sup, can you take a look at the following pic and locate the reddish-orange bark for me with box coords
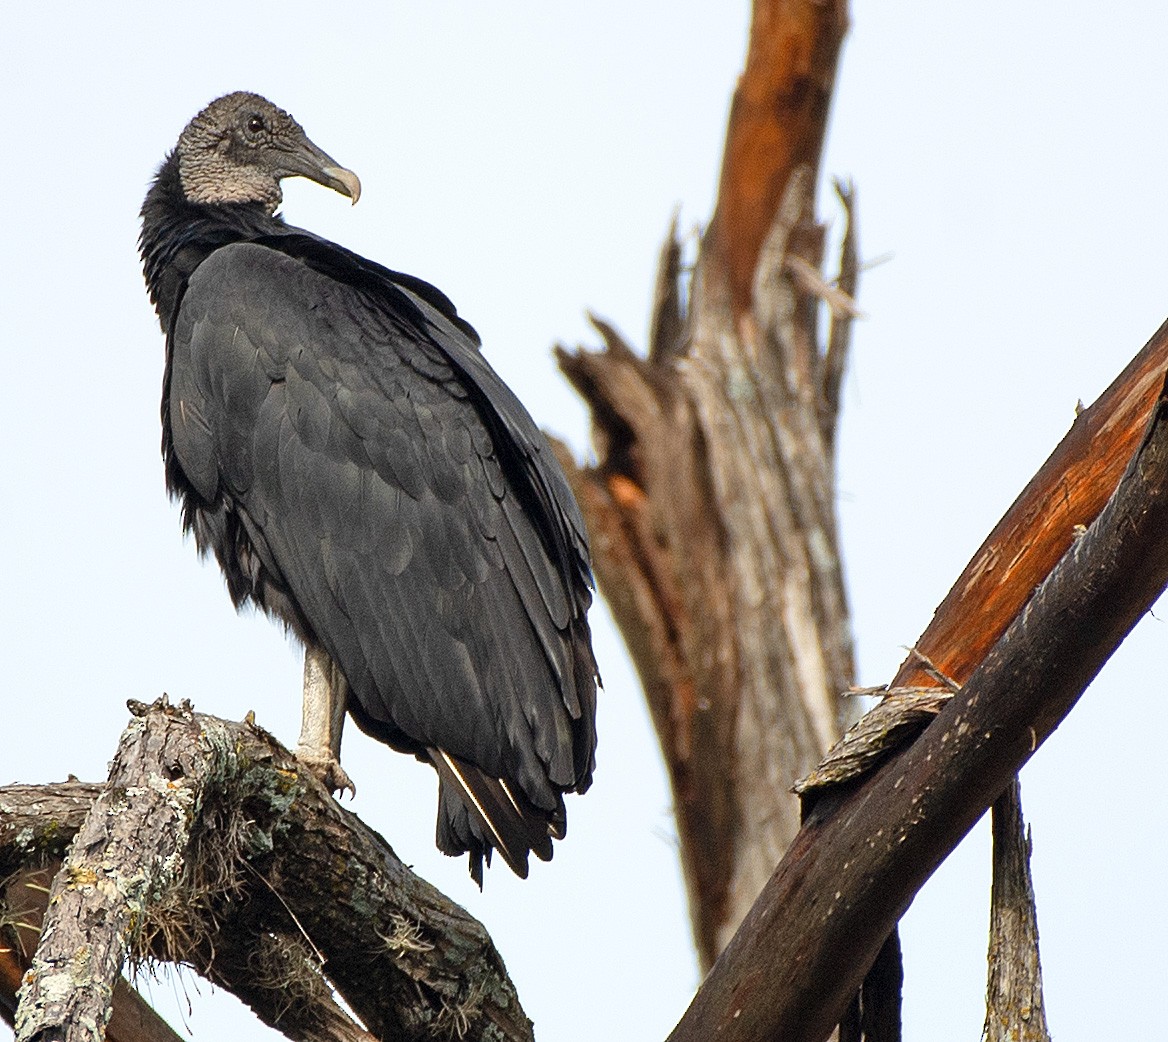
[706,0,848,319]
[893,321,1168,689]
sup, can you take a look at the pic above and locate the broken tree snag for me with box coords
[707,0,850,321]
[891,318,1168,691]
[983,779,1050,1042]
[556,317,742,969]
[556,0,855,969]
[666,372,1168,1042]
[5,701,534,1042]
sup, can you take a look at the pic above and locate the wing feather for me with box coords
[172,239,596,873]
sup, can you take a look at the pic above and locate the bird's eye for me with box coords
[246,115,266,135]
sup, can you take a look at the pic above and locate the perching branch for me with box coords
[1,700,532,1042]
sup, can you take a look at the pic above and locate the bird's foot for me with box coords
[296,745,357,797]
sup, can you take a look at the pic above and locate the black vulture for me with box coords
[139,92,598,883]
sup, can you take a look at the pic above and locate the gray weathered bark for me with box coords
[556,0,855,964]
[982,779,1051,1042]
[1,699,532,1042]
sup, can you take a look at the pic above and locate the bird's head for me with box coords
[176,92,360,214]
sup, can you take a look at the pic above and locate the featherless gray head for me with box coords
[176,91,360,214]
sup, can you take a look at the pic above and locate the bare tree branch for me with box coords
[14,701,239,1042]
[821,177,860,450]
[796,320,1168,802]
[889,320,1168,691]
[667,370,1168,1042]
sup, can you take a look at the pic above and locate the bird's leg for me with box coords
[297,644,356,795]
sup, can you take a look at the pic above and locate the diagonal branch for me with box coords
[890,320,1168,691]
[15,704,209,1042]
[2,867,187,1042]
[668,369,1168,1042]
[798,320,1168,798]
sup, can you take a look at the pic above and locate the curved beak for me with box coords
[278,135,362,205]
[318,164,361,205]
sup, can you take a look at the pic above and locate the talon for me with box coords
[297,747,357,797]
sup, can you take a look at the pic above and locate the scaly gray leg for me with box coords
[296,644,356,795]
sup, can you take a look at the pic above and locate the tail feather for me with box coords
[428,747,562,885]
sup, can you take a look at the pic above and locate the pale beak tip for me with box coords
[323,165,361,206]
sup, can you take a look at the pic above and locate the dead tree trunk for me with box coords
[556,0,854,967]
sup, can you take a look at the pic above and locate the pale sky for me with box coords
[2,3,1165,1040]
